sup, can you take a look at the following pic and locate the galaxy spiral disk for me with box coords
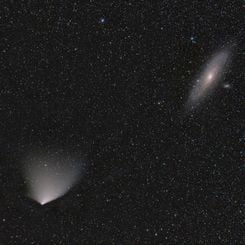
[186,47,232,110]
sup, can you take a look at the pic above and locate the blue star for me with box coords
[99,17,106,24]
[190,36,197,44]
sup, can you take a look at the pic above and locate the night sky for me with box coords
[0,1,244,244]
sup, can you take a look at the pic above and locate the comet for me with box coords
[23,150,83,205]
[186,47,232,111]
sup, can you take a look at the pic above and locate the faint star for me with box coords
[99,17,106,24]
[190,36,197,44]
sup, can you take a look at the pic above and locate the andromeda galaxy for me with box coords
[186,47,232,110]
[23,151,83,205]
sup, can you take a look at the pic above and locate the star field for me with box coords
[0,0,244,244]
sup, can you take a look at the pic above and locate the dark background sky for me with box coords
[0,0,244,244]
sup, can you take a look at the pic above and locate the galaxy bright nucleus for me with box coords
[186,47,232,110]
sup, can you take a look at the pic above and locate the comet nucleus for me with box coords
[23,150,83,205]
[186,47,232,110]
